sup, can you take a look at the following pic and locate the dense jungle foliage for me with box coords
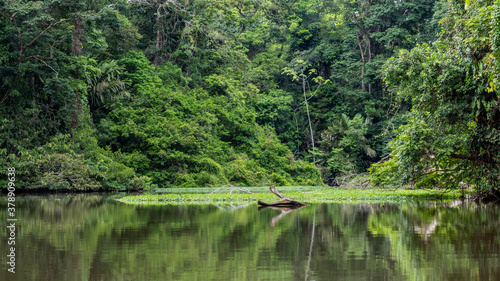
[0,0,498,193]
[370,0,500,197]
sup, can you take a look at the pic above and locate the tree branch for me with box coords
[33,57,59,77]
[269,185,285,199]
[23,19,67,50]
[374,154,391,165]
[235,3,256,18]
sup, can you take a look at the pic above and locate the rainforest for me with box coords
[1,0,499,197]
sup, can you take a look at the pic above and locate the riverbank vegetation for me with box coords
[369,0,500,198]
[118,187,467,205]
[0,0,498,196]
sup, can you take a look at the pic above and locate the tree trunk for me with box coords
[72,18,83,56]
[71,17,84,128]
[154,5,162,66]
[303,76,316,163]
[356,32,365,90]
[365,32,372,93]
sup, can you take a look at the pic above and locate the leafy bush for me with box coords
[2,130,155,191]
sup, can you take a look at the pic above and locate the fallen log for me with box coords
[257,185,307,207]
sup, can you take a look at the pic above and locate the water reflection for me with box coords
[258,204,308,227]
[0,196,499,281]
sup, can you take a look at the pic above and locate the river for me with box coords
[0,195,499,280]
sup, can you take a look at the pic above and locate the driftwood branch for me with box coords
[257,185,307,207]
[211,184,252,194]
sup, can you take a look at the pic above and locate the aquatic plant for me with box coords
[118,188,468,206]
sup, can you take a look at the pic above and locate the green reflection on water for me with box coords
[0,196,499,281]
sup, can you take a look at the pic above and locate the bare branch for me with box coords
[23,55,54,61]
[24,19,67,50]
[211,184,252,194]
[269,185,286,199]
[235,3,257,18]
[306,80,323,101]
[374,154,391,165]
[258,185,307,206]
[34,57,59,77]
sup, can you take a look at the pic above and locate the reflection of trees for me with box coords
[367,202,500,281]
[304,208,315,281]
[0,195,143,281]
[0,197,499,281]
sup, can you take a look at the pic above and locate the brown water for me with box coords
[0,195,499,281]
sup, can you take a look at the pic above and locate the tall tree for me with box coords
[283,57,329,163]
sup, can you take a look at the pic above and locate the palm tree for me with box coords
[323,113,376,158]
[81,60,129,106]
[319,113,376,181]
